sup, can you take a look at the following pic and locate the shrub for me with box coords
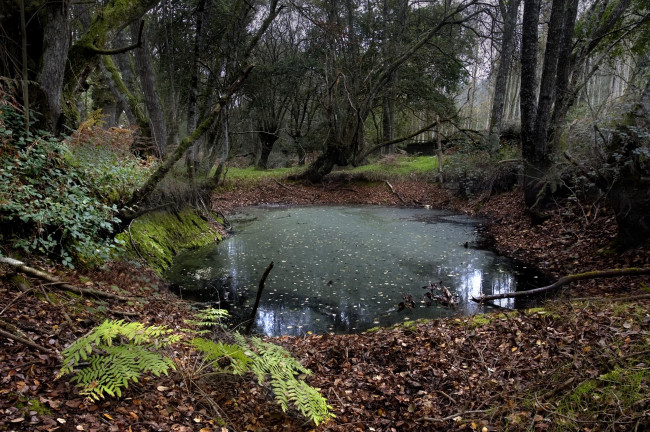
[0,106,126,267]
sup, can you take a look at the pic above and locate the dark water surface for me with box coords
[165,206,543,336]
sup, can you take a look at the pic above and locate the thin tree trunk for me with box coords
[131,23,167,157]
[488,0,521,153]
[19,0,29,135]
[186,0,206,181]
[124,66,253,214]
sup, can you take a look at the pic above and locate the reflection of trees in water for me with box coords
[249,296,373,336]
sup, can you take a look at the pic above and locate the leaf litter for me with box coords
[1,180,648,431]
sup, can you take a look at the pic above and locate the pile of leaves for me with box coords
[283,298,650,431]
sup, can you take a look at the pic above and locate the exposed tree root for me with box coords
[473,267,650,302]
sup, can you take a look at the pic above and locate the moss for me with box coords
[15,396,51,416]
[116,207,222,275]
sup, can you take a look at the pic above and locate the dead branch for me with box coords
[473,267,650,302]
[384,181,406,204]
[1,257,134,301]
[0,326,55,355]
[273,179,292,190]
[245,261,274,335]
[417,409,489,422]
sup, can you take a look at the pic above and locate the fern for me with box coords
[184,308,230,335]
[192,333,334,425]
[59,320,178,401]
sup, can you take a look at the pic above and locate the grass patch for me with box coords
[341,156,439,181]
[222,166,303,182]
[221,156,440,184]
[551,366,650,430]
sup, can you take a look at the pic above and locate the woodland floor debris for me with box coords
[1,180,649,431]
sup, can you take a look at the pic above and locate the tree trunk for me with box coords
[131,23,167,157]
[607,78,650,248]
[186,0,206,180]
[488,0,521,153]
[36,0,71,134]
[519,0,542,208]
[124,66,253,214]
[257,130,279,169]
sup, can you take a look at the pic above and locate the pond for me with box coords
[165,206,544,336]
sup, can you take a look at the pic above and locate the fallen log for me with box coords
[1,257,134,301]
[472,267,650,303]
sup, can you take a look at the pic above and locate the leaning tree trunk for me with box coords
[36,0,71,134]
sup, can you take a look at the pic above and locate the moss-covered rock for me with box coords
[117,208,222,275]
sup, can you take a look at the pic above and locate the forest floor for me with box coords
[1,177,649,432]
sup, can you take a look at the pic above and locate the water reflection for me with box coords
[165,206,545,336]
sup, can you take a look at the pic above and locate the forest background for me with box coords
[1,0,650,430]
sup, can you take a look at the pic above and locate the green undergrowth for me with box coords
[116,208,222,274]
[342,155,439,181]
[222,156,440,185]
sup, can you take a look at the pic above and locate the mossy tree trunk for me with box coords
[60,0,159,129]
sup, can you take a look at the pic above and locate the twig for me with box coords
[417,409,489,423]
[273,179,292,190]
[473,267,650,302]
[1,286,36,315]
[384,180,406,204]
[244,261,274,335]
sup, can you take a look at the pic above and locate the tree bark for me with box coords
[488,0,521,153]
[257,130,280,169]
[519,0,541,208]
[36,0,71,134]
[131,23,168,157]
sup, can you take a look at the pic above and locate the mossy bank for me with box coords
[117,208,222,275]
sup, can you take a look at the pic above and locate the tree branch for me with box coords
[472,267,650,302]
[1,257,134,301]
[85,20,145,55]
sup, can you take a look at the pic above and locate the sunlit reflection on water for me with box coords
[165,206,543,336]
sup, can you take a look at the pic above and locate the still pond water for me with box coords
[165,206,542,336]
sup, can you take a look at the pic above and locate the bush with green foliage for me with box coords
[0,105,127,267]
[0,106,156,267]
[58,320,180,400]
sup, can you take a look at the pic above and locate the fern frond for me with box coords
[191,333,334,425]
[185,308,230,329]
[59,320,177,401]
